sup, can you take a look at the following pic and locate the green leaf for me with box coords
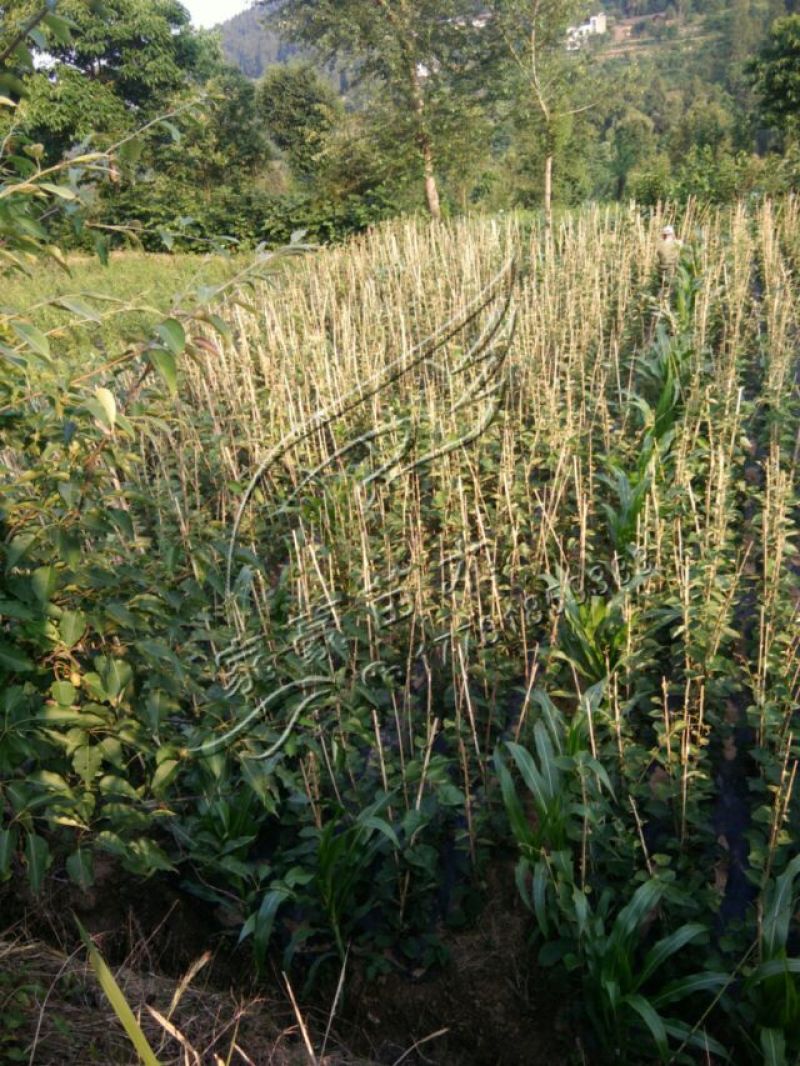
[31,564,57,603]
[623,993,668,1061]
[613,879,664,945]
[25,833,50,895]
[749,959,800,982]
[51,680,77,706]
[506,740,548,812]
[39,182,77,201]
[651,971,731,1008]
[533,719,559,799]
[155,319,186,356]
[532,859,549,934]
[11,321,51,362]
[6,533,35,570]
[661,1020,729,1059]
[119,138,144,166]
[763,854,800,958]
[55,296,101,322]
[75,918,162,1066]
[0,828,17,881]
[60,611,86,648]
[66,848,94,891]
[240,888,290,970]
[361,816,399,849]
[85,387,116,430]
[0,641,34,673]
[73,745,103,785]
[150,760,178,795]
[639,924,707,988]
[494,748,533,848]
[42,12,73,45]
[761,1028,786,1066]
[148,349,177,396]
[101,659,132,700]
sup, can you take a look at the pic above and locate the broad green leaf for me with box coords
[66,848,94,891]
[160,119,181,141]
[749,959,800,981]
[31,564,57,603]
[51,680,77,706]
[623,993,668,1061]
[651,971,731,1008]
[155,319,186,356]
[639,924,707,988]
[494,749,533,848]
[73,745,103,785]
[39,182,77,201]
[76,918,162,1066]
[101,658,132,700]
[361,816,399,848]
[25,833,50,895]
[127,837,175,875]
[148,349,177,396]
[532,859,549,934]
[55,296,101,322]
[119,137,143,166]
[42,12,74,45]
[205,313,231,338]
[0,641,34,673]
[662,1020,729,1059]
[6,533,36,570]
[506,741,548,813]
[763,854,800,958]
[85,386,116,430]
[11,321,51,362]
[150,760,178,794]
[613,880,664,945]
[761,1028,786,1066]
[60,611,86,648]
[0,828,17,881]
[533,719,559,799]
[240,888,290,970]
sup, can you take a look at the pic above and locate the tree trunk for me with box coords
[409,64,442,221]
[422,139,442,220]
[544,153,553,234]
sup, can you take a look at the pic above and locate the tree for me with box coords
[10,0,217,161]
[484,0,590,232]
[256,62,342,177]
[276,0,485,219]
[749,14,800,139]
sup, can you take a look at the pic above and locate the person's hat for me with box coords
[662,225,675,236]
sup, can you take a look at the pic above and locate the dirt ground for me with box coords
[1,861,574,1066]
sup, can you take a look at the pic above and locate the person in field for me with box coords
[656,224,682,279]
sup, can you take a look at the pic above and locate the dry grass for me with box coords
[0,930,374,1066]
[140,199,800,819]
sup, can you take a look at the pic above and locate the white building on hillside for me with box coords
[567,12,607,50]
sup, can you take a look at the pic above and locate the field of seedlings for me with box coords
[2,202,799,1064]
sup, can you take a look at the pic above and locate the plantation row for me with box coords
[2,202,799,1062]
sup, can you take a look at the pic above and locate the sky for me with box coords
[184,0,253,29]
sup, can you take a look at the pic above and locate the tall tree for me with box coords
[256,62,341,178]
[275,0,484,219]
[749,13,800,140]
[485,0,590,231]
[11,0,218,160]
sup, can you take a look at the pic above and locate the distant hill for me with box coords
[218,4,351,89]
[219,5,298,80]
